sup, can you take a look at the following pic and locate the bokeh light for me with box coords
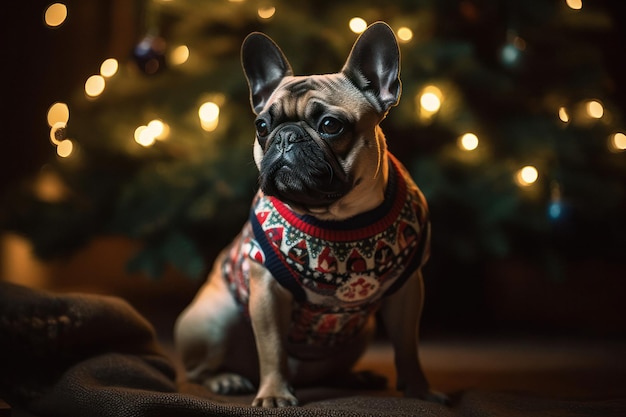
[100,58,119,78]
[147,119,169,140]
[566,0,582,10]
[47,102,70,127]
[170,45,190,66]
[44,3,67,28]
[397,27,413,43]
[49,122,66,145]
[349,18,367,34]
[419,85,442,113]
[586,100,604,119]
[134,125,155,147]
[459,133,479,151]
[199,101,220,132]
[516,165,539,186]
[609,132,626,152]
[85,75,106,97]
[258,6,276,19]
[558,107,569,123]
[56,139,74,158]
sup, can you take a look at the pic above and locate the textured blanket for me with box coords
[1,281,624,417]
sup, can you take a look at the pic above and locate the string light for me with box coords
[558,106,569,123]
[458,133,479,151]
[49,122,66,145]
[47,102,69,127]
[397,27,413,43]
[199,101,220,131]
[258,6,276,19]
[100,58,119,78]
[85,75,106,98]
[170,45,190,66]
[515,165,539,187]
[147,119,169,140]
[566,0,582,10]
[56,139,74,158]
[349,18,367,34]
[419,85,442,112]
[132,119,170,147]
[44,3,67,28]
[609,132,626,152]
[134,126,155,147]
[586,100,604,119]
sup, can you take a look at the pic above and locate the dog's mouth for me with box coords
[261,164,352,210]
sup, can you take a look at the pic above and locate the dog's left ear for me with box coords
[342,22,401,113]
[241,33,294,115]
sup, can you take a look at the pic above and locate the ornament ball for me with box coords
[133,35,167,75]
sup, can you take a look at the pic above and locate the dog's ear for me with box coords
[241,33,293,115]
[342,22,401,113]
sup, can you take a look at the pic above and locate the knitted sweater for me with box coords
[222,154,430,347]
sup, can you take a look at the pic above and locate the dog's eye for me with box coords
[319,117,344,136]
[255,119,270,138]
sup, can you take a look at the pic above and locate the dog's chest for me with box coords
[223,155,429,346]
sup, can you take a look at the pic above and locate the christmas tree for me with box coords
[4,0,625,299]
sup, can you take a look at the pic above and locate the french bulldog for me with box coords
[174,22,443,408]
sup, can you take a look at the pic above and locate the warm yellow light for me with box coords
[558,107,569,123]
[609,132,626,152]
[170,45,190,66]
[516,165,539,186]
[47,102,69,127]
[586,100,604,119]
[199,102,220,122]
[349,18,367,34]
[459,133,479,151]
[397,27,413,43]
[85,75,106,97]
[56,139,73,158]
[420,86,443,113]
[44,3,67,28]
[134,125,156,147]
[199,101,220,131]
[566,0,582,10]
[49,122,66,145]
[258,6,276,19]
[100,58,119,78]
[147,119,170,140]
[201,120,219,132]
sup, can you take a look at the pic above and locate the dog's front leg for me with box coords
[381,270,447,403]
[248,261,297,407]
[380,270,429,397]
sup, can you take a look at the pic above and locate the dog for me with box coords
[174,21,443,408]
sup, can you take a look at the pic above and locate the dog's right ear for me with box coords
[241,33,293,115]
[342,22,401,114]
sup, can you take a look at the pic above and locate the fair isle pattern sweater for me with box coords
[222,154,430,347]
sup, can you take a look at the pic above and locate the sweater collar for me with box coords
[267,154,407,241]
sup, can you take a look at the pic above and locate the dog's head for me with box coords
[241,22,401,220]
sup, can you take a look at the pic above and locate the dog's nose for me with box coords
[275,125,307,151]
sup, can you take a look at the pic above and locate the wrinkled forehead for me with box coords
[262,74,374,120]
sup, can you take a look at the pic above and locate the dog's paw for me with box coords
[403,384,450,405]
[204,372,255,395]
[420,389,450,405]
[252,383,298,407]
